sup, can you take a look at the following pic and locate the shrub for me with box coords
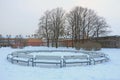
[81,41,101,51]
[75,42,81,50]
[75,40,101,51]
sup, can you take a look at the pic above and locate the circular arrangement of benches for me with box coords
[7,50,109,68]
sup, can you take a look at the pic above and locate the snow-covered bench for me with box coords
[7,52,19,61]
[32,55,62,68]
[63,55,91,67]
[12,54,33,66]
[89,53,109,65]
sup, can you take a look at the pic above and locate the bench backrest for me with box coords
[63,55,88,60]
[17,54,33,58]
[11,52,19,57]
[12,51,26,55]
[89,53,105,58]
[35,55,61,60]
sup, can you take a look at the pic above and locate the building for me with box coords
[94,36,120,48]
[0,34,120,48]
[0,34,44,48]
[0,35,10,47]
[58,35,120,48]
[26,38,43,46]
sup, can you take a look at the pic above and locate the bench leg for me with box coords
[32,62,34,67]
[63,62,66,67]
[87,62,89,65]
[33,63,36,66]
[11,59,14,64]
[88,62,89,65]
[17,60,18,63]
[60,62,62,68]
[60,64,62,68]
[27,61,29,66]
[32,62,35,67]
[94,61,96,65]
[63,60,66,67]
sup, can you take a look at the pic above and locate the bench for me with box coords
[7,51,28,60]
[7,52,19,61]
[32,55,62,68]
[63,55,91,67]
[89,53,109,65]
[12,54,33,66]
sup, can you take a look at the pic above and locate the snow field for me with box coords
[0,47,120,80]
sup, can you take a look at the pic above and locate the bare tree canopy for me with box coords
[37,6,110,48]
[37,8,65,47]
[67,6,110,44]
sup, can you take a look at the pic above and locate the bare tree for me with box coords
[37,6,110,48]
[49,8,65,48]
[38,10,52,47]
[67,7,86,45]
[95,17,109,38]
[67,6,110,47]
[66,11,75,47]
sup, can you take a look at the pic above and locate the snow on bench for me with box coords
[7,50,109,67]
[32,55,62,68]
[12,54,33,66]
[7,52,19,61]
[63,55,91,67]
[7,51,28,60]
[89,53,109,64]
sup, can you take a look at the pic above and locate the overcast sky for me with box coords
[0,0,120,36]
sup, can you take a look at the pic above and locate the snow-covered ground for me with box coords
[0,46,120,80]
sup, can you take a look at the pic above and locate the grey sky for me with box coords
[0,0,120,36]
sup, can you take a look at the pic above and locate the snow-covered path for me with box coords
[0,47,120,80]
